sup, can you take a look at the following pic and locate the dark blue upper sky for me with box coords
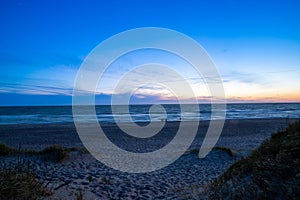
[1,0,300,105]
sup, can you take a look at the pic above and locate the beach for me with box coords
[0,118,296,199]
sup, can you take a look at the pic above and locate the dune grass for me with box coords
[212,146,234,157]
[0,144,81,199]
[39,145,67,162]
[0,144,75,163]
[185,146,234,157]
[0,143,16,156]
[190,119,300,199]
[0,160,51,199]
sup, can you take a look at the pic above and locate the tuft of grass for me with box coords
[185,146,234,157]
[0,161,51,199]
[184,148,199,155]
[76,189,83,200]
[39,145,67,163]
[213,146,234,157]
[65,147,79,152]
[88,175,93,182]
[0,143,69,163]
[102,176,111,184]
[0,143,16,156]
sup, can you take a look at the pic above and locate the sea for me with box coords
[0,103,300,125]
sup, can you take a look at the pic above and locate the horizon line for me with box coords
[1,101,300,107]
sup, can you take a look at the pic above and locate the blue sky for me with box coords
[0,0,300,105]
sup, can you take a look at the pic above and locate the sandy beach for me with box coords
[0,118,296,199]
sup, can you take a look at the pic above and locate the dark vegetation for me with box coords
[0,144,78,199]
[200,119,300,199]
[0,144,77,163]
[186,146,234,158]
[0,143,17,156]
[39,145,67,162]
[0,160,51,199]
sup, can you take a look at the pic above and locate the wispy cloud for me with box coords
[0,64,77,96]
[1,49,300,104]
[0,80,73,95]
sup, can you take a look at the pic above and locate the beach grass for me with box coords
[185,146,234,157]
[0,160,51,199]
[39,145,67,162]
[0,144,85,163]
[0,144,82,199]
[76,189,83,200]
[186,119,300,199]
[0,143,17,156]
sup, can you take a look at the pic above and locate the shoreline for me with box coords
[0,116,297,125]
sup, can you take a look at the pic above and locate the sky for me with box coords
[0,0,300,105]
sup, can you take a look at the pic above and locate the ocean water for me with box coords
[0,103,299,125]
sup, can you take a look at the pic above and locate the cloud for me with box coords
[95,92,179,105]
[222,71,264,84]
[0,81,73,96]
[2,46,299,105]
[0,64,77,96]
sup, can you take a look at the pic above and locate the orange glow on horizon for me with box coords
[225,92,300,103]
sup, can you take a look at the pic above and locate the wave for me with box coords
[0,103,299,124]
